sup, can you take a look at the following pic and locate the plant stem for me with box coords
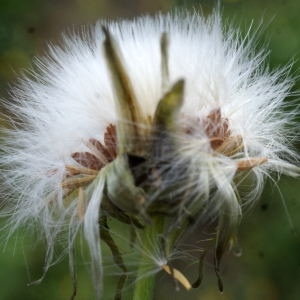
[132,216,165,300]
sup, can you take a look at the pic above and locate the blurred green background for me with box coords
[1,0,300,299]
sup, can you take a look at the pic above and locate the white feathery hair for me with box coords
[0,8,299,299]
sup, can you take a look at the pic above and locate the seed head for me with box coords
[0,9,299,299]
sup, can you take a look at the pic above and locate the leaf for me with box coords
[105,155,151,224]
[150,79,185,161]
[192,236,216,289]
[102,27,148,155]
[101,196,144,229]
[214,189,242,292]
[160,32,169,93]
[100,216,127,300]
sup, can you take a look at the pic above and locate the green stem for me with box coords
[133,216,165,300]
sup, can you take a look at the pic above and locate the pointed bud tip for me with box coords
[173,79,185,92]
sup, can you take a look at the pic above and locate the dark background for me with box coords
[0,1,300,299]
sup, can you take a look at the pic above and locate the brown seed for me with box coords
[237,157,268,171]
[72,152,105,171]
[216,135,243,156]
[87,140,110,165]
[162,265,192,290]
[77,187,87,221]
[65,164,98,177]
[209,137,224,150]
[104,124,117,159]
[61,175,97,189]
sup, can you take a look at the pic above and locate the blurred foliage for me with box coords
[0,0,300,299]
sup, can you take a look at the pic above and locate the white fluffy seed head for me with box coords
[0,8,299,299]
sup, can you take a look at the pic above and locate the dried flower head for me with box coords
[1,8,299,300]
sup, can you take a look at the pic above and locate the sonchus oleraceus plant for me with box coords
[0,7,299,300]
